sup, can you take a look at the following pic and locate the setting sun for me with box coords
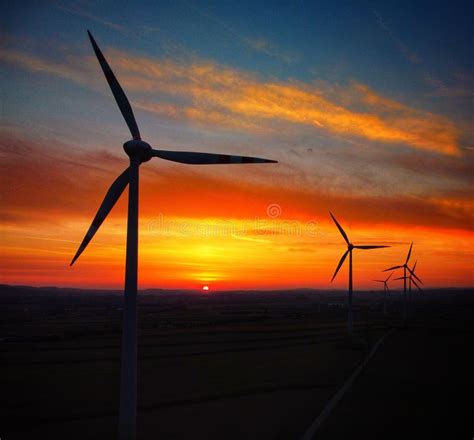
[202,285,210,291]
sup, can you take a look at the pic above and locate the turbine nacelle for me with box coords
[123,139,153,163]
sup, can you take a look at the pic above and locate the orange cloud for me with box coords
[1,44,462,154]
[105,49,461,154]
[0,48,91,86]
[1,131,472,229]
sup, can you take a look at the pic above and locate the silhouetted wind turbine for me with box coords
[330,212,389,336]
[70,31,277,440]
[383,243,421,321]
[373,271,393,315]
[394,260,423,318]
[394,260,423,297]
[394,260,423,292]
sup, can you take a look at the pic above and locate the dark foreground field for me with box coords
[1,285,473,439]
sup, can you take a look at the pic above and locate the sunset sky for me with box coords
[1,1,473,290]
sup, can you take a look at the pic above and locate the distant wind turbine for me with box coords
[383,243,422,320]
[373,271,393,315]
[329,212,390,336]
[70,31,277,440]
[394,260,423,292]
[394,260,423,316]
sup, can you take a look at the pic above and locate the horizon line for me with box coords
[1,283,473,293]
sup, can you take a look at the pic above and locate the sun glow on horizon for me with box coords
[1,212,473,289]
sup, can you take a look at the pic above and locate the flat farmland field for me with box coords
[1,285,473,439]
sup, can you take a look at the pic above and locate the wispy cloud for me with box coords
[180,0,296,63]
[1,42,462,155]
[425,73,474,99]
[373,9,421,65]
[56,5,126,33]
[241,36,296,64]
[105,48,461,155]
[1,130,472,230]
[0,47,91,85]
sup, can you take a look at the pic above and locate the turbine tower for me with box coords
[373,271,393,315]
[329,212,389,337]
[383,243,421,321]
[70,31,277,440]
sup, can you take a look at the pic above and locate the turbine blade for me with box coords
[383,265,402,272]
[70,167,129,266]
[386,271,393,282]
[373,280,385,283]
[407,267,423,284]
[412,278,422,291]
[412,260,417,272]
[329,212,349,245]
[354,245,390,249]
[405,241,413,264]
[393,276,407,280]
[331,249,349,282]
[87,31,141,140]
[151,149,277,164]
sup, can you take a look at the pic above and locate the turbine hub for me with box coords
[348,243,354,250]
[123,140,153,163]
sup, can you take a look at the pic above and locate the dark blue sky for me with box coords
[4,1,473,89]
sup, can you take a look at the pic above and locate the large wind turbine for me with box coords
[373,271,393,315]
[70,31,277,440]
[383,243,422,321]
[329,212,389,336]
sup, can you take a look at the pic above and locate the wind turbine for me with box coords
[383,243,422,321]
[394,260,423,316]
[329,212,389,337]
[394,261,423,294]
[373,271,393,315]
[70,31,277,440]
